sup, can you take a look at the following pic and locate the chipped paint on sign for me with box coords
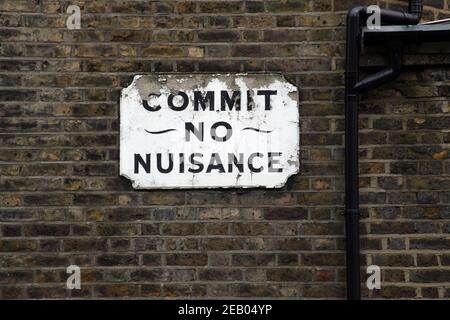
[120,74,299,189]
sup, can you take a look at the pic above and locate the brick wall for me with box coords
[1,0,450,299]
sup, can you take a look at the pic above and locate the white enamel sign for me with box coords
[120,74,299,189]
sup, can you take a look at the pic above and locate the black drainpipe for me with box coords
[344,0,423,300]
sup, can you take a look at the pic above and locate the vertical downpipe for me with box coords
[343,0,422,300]
[344,7,364,300]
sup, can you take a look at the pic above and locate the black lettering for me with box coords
[228,153,244,173]
[221,91,241,111]
[134,154,151,173]
[268,152,283,173]
[211,121,232,142]
[143,94,161,112]
[248,152,264,173]
[194,91,215,111]
[185,122,204,142]
[179,153,185,173]
[168,91,189,111]
[206,153,225,173]
[156,153,173,173]
[247,90,254,111]
[257,90,277,110]
[188,153,204,173]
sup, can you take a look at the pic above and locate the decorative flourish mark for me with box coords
[241,127,273,134]
[145,129,177,134]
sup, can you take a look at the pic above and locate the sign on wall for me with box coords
[120,74,299,189]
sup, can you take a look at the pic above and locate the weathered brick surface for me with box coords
[1,0,450,299]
